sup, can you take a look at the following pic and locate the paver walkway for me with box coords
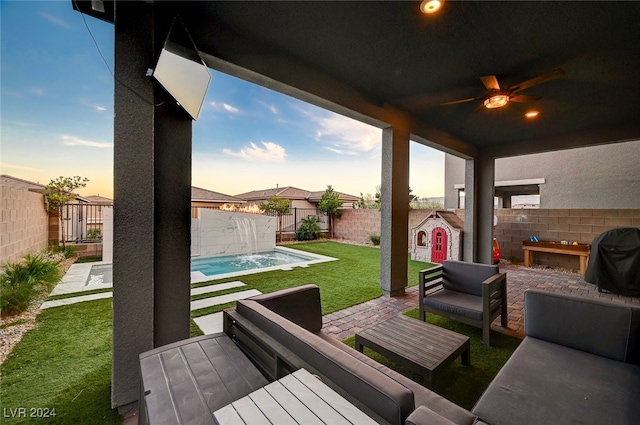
[321,264,640,341]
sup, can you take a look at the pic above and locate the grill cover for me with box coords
[585,227,640,296]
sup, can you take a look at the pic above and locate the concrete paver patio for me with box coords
[321,263,640,341]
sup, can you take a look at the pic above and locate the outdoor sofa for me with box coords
[140,284,640,424]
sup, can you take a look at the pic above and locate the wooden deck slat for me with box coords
[213,405,246,425]
[263,381,325,425]
[246,388,298,425]
[292,369,378,425]
[278,373,351,425]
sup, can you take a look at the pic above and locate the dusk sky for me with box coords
[1,1,445,200]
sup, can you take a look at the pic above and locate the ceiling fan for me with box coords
[442,68,565,109]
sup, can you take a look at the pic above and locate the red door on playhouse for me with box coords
[431,228,448,263]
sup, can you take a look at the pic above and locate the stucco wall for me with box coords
[445,139,640,209]
[1,185,48,265]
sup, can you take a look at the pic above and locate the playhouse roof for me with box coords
[415,210,464,232]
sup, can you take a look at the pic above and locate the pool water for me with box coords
[86,248,326,285]
[191,250,315,277]
[86,264,113,286]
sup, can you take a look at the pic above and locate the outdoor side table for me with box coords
[355,314,470,389]
[213,368,378,424]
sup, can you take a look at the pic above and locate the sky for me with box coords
[1,1,444,200]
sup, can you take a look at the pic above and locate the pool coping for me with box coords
[51,247,338,293]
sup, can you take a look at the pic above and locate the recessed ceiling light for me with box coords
[525,111,540,118]
[420,0,444,14]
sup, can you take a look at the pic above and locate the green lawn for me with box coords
[0,241,432,424]
[343,309,521,410]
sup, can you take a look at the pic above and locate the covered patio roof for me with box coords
[78,1,640,157]
[71,0,640,408]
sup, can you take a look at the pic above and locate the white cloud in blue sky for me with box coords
[1,0,444,199]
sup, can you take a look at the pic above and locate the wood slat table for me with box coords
[213,369,378,425]
[355,315,470,389]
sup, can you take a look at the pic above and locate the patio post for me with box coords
[380,126,410,296]
[112,1,192,408]
[463,154,495,264]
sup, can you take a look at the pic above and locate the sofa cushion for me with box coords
[317,333,478,425]
[405,406,458,425]
[236,299,415,425]
[442,260,498,296]
[423,289,483,321]
[525,289,640,363]
[248,284,323,332]
[472,337,640,425]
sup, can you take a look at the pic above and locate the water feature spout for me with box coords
[232,217,258,255]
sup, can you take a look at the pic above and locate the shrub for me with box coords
[370,235,381,246]
[0,254,62,317]
[87,228,101,240]
[295,216,322,241]
[50,244,76,259]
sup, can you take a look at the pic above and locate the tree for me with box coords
[44,176,89,248]
[259,196,291,242]
[318,185,343,239]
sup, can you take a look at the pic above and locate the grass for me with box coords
[343,309,521,410]
[1,299,120,424]
[191,241,432,316]
[0,241,435,424]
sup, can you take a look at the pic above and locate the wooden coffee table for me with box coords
[355,314,470,389]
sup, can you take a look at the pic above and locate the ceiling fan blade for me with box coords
[441,96,484,106]
[480,75,501,91]
[509,94,541,103]
[510,68,565,94]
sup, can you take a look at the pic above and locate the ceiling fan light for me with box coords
[420,0,444,14]
[484,95,509,109]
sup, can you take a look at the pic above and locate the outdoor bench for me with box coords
[522,240,590,275]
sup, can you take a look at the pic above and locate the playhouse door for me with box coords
[431,228,448,263]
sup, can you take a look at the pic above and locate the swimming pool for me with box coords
[85,247,337,285]
[192,250,310,275]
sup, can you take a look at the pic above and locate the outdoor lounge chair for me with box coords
[419,260,508,346]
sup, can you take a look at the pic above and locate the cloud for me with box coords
[307,111,382,156]
[257,101,278,115]
[0,162,43,173]
[39,11,71,29]
[223,141,286,162]
[30,88,46,96]
[61,135,113,148]
[210,101,239,113]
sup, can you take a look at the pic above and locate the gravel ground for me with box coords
[0,257,76,364]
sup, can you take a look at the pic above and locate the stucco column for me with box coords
[380,126,410,296]
[463,154,495,264]
[112,2,192,408]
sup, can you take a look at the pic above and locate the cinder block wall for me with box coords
[1,185,49,265]
[335,208,640,272]
[334,209,432,247]
[466,209,640,271]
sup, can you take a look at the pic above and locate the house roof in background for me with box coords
[191,186,246,204]
[84,195,114,205]
[236,186,312,201]
[307,190,360,203]
[237,186,359,203]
